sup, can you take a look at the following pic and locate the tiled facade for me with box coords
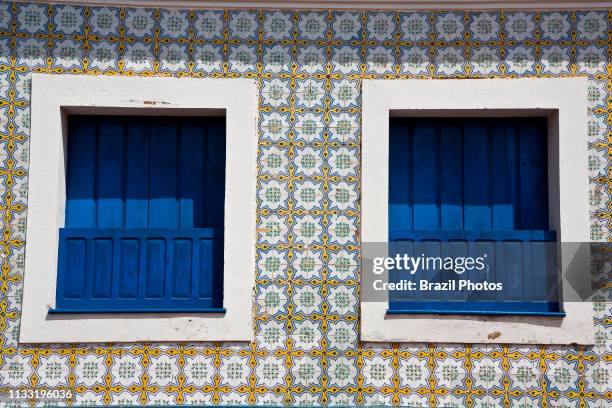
[0,2,610,406]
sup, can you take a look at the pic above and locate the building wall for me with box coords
[0,2,610,406]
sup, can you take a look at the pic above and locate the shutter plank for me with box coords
[389,118,412,232]
[463,120,491,230]
[172,238,193,298]
[149,119,178,228]
[179,119,205,229]
[66,116,96,228]
[519,118,549,229]
[119,238,139,298]
[96,118,125,228]
[412,120,439,230]
[491,120,516,230]
[145,238,166,298]
[92,238,113,298]
[204,117,226,228]
[125,119,150,228]
[440,120,463,230]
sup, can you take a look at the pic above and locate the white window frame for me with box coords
[361,78,594,345]
[20,74,257,343]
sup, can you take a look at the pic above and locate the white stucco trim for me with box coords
[361,78,594,345]
[24,0,612,10]
[20,74,258,343]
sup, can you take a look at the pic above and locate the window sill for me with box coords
[386,309,566,317]
[48,308,227,314]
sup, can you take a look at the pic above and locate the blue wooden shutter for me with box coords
[54,115,225,313]
[388,117,560,316]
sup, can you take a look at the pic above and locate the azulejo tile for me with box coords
[468,12,501,41]
[87,40,120,71]
[52,5,84,35]
[331,44,362,75]
[365,12,396,42]
[294,112,325,143]
[254,355,288,388]
[194,9,224,40]
[575,10,608,41]
[88,6,120,37]
[291,248,324,279]
[331,11,362,41]
[124,8,155,38]
[0,2,12,32]
[469,45,502,76]
[398,354,431,389]
[290,319,322,351]
[540,44,572,75]
[219,353,251,387]
[365,44,397,75]
[435,12,466,42]
[51,39,85,70]
[292,179,325,211]
[262,44,292,74]
[15,38,48,69]
[400,45,430,76]
[258,178,290,211]
[505,44,537,76]
[289,355,324,387]
[399,12,431,42]
[255,319,288,351]
[298,11,328,41]
[296,44,327,75]
[327,356,358,388]
[192,43,224,74]
[257,248,290,280]
[291,284,324,315]
[436,45,468,76]
[294,78,326,110]
[159,9,189,39]
[503,11,537,41]
[539,11,573,42]
[74,354,107,388]
[263,11,293,41]
[228,10,258,40]
[0,354,33,387]
[16,3,47,35]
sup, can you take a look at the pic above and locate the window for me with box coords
[21,75,256,342]
[388,117,559,316]
[361,78,593,344]
[55,115,225,313]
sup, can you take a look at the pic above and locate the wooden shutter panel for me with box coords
[54,115,225,313]
[388,117,559,316]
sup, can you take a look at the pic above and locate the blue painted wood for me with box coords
[96,118,124,228]
[388,117,556,316]
[412,121,438,230]
[125,119,149,229]
[389,118,412,231]
[55,228,223,312]
[463,119,491,230]
[388,230,559,315]
[439,120,463,230]
[149,119,178,229]
[179,119,205,229]
[60,115,226,313]
[65,117,96,228]
[491,121,516,230]
[519,118,549,230]
[118,238,139,298]
[204,117,226,229]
